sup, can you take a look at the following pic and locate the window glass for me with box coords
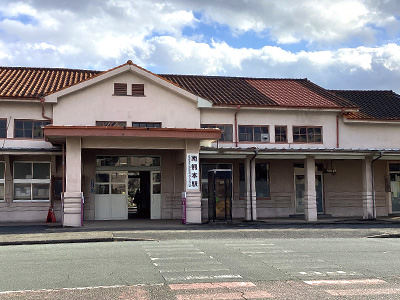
[0,162,4,179]
[129,156,160,167]
[275,126,287,142]
[0,184,4,200]
[96,121,127,127]
[111,184,126,194]
[96,173,110,183]
[14,120,49,139]
[239,163,245,198]
[132,122,161,128]
[32,184,50,199]
[255,163,270,198]
[111,172,126,183]
[293,126,322,143]
[14,183,31,200]
[14,162,32,179]
[390,164,400,172]
[0,119,6,138]
[114,83,127,95]
[96,156,128,167]
[152,172,161,183]
[201,125,233,142]
[95,184,109,194]
[33,163,50,179]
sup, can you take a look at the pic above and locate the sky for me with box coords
[0,0,399,93]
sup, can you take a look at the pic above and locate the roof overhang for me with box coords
[200,147,400,160]
[44,126,221,144]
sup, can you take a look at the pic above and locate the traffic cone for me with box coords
[46,207,56,223]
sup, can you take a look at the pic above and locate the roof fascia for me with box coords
[343,118,400,124]
[45,64,198,104]
[203,106,358,112]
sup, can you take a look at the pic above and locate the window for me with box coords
[13,162,50,201]
[0,119,6,138]
[95,172,127,194]
[132,84,145,96]
[239,163,270,198]
[275,126,287,143]
[96,155,160,168]
[239,126,269,142]
[96,121,127,127]
[201,124,233,142]
[132,122,161,128]
[114,83,127,95]
[293,126,322,143]
[14,120,51,139]
[0,162,4,201]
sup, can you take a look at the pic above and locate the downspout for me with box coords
[371,152,383,219]
[40,97,53,122]
[234,105,240,147]
[336,113,340,148]
[249,149,258,221]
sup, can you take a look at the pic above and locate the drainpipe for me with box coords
[40,97,53,122]
[336,113,340,148]
[234,105,240,147]
[371,152,383,219]
[249,149,258,221]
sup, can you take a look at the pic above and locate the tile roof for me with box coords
[0,67,101,99]
[160,75,356,109]
[330,90,400,120]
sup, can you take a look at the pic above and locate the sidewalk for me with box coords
[0,216,399,246]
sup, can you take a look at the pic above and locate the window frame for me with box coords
[96,121,127,127]
[0,162,5,201]
[132,122,162,128]
[131,84,145,96]
[292,126,323,144]
[13,162,51,202]
[14,119,51,139]
[0,119,7,138]
[274,125,287,143]
[200,124,233,142]
[113,83,127,96]
[238,125,269,143]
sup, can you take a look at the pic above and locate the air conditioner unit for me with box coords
[261,133,270,142]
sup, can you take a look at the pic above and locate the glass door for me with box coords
[390,164,400,212]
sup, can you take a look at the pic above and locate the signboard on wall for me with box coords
[187,153,199,190]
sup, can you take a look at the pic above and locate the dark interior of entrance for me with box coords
[128,171,150,219]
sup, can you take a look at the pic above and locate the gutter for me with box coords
[371,152,383,219]
[249,149,258,221]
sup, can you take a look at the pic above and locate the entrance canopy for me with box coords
[44,126,221,145]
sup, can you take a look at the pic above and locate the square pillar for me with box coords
[184,140,201,224]
[63,137,82,227]
[304,156,317,221]
[245,155,257,221]
[362,156,375,219]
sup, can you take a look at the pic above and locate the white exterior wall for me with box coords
[53,71,200,128]
[201,108,338,149]
[340,120,400,149]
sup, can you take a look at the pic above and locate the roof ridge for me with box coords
[160,74,307,81]
[0,66,102,73]
[330,89,394,93]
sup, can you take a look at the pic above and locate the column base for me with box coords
[185,191,202,224]
[63,192,82,227]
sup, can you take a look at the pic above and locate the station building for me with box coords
[1,60,400,226]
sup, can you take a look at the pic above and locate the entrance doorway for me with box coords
[128,172,150,219]
[390,164,400,213]
[294,163,324,214]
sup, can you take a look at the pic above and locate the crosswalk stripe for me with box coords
[305,279,386,285]
[169,282,256,290]
[326,288,400,296]
[176,291,273,300]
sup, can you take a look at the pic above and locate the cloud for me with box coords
[0,0,398,93]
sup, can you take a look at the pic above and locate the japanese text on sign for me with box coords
[187,153,199,189]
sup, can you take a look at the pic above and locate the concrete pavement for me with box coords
[0,216,400,246]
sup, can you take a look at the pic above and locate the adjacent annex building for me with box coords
[1,60,400,226]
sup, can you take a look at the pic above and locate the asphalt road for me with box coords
[1,229,400,299]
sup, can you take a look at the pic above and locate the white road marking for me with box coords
[304,279,386,286]
[164,274,243,281]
